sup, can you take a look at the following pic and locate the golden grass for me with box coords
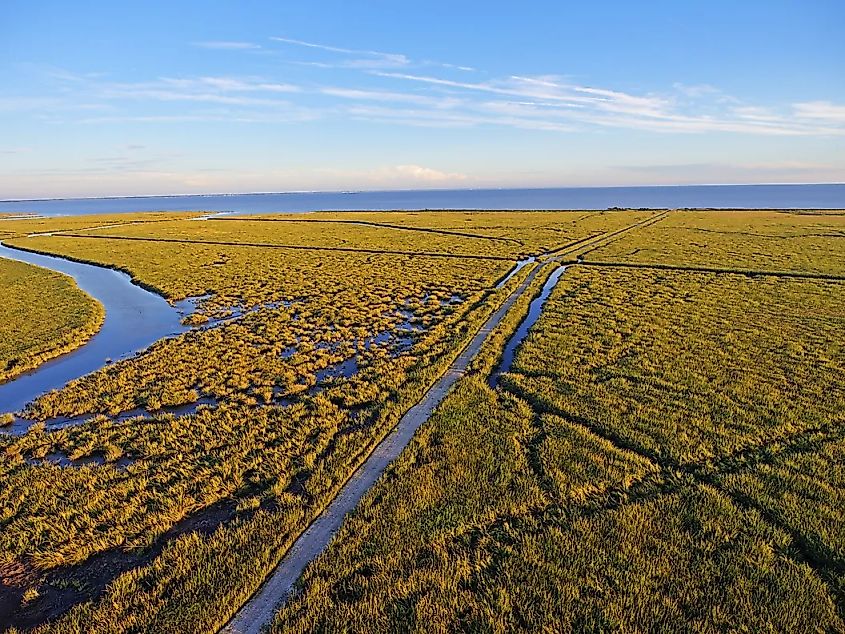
[3,209,844,632]
[505,267,845,464]
[271,263,845,632]
[0,258,103,384]
[585,209,845,275]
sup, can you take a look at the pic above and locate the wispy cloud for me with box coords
[378,164,467,182]
[793,101,845,123]
[5,32,843,198]
[435,62,476,72]
[372,71,845,136]
[270,36,409,69]
[731,106,782,122]
[99,75,301,107]
[134,76,299,93]
[372,71,670,116]
[320,87,463,108]
[271,36,381,56]
[272,37,476,73]
[314,163,468,187]
[8,40,845,140]
[343,103,579,132]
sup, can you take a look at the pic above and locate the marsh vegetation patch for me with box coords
[2,209,842,632]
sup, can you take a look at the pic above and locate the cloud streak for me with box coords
[270,36,409,69]
[7,38,845,142]
[793,101,845,123]
[373,71,845,135]
[365,164,467,183]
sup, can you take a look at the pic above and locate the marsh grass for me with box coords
[0,259,103,385]
[585,209,845,275]
[505,267,845,465]
[271,260,845,632]
[3,209,844,632]
[1,210,579,631]
[73,210,653,259]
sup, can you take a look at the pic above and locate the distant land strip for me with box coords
[542,231,608,257]
[579,259,845,281]
[209,216,524,244]
[25,217,190,238]
[49,233,516,261]
[536,211,670,261]
[574,211,670,258]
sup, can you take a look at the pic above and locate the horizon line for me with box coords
[2,181,843,204]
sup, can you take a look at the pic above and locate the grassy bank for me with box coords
[0,258,103,386]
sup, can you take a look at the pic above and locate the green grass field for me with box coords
[585,209,845,275]
[1,209,843,633]
[270,212,845,632]
[0,258,103,386]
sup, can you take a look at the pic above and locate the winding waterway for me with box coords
[490,264,568,386]
[495,256,536,289]
[0,242,192,416]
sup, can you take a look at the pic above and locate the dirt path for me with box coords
[220,212,666,634]
[221,262,548,634]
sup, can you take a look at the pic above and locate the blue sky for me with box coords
[1,0,844,198]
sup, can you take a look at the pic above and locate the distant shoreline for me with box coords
[3,182,843,204]
[1,184,842,216]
